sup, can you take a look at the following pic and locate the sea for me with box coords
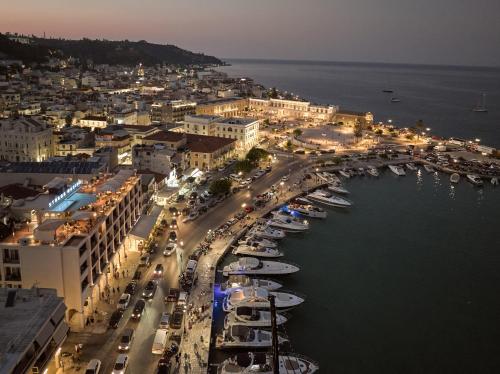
[216,59,500,148]
[212,60,500,373]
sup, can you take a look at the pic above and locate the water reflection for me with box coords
[476,187,484,206]
[416,169,423,188]
[433,171,441,189]
[449,184,456,199]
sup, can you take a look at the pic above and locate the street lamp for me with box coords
[241,203,247,209]
[426,127,431,131]
[179,240,184,247]
[475,138,480,142]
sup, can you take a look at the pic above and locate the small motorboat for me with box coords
[405,163,418,171]
[327,183,350,195]
[450,173,460,184]
[466,174,483,186]
[366,166,379,177]
[388,165,406,176]
[424,164,435,173]
[491,177,499,186]
[339,169,350,178]
[390,97,401,103]
[218,352,319,374]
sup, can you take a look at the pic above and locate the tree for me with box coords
[64,113,73,127]
[293,128,303,137]
[209,178,232,196]
[375,129,383,135]
[234,159,254,173]
[285,140,292,149]
[246,147,269,163]
[415,119,425,139]
[353,120,363,142]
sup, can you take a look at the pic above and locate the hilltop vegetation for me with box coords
[0,33,222,66]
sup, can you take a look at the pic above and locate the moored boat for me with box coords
[233,244,283,258]
[221,275,282,293]
[405,163,417,171]
[238,236,278,249]
[366,165,379,177]
[339,169,350,178]
[307,189,352,208]
[466,174,483,186]
[216,325,288,349]
[218,352,319,374]
[287,203,327,219]
[491,177,499,186]
[424,164,435,173]
[327,183,350,194]
[222,286,305,311]
[450,173,460,184]
[248,225,286,240]
[224,306,288,329]
[267,214,309,232]
[222,257,299,276]
[388,164,406,176]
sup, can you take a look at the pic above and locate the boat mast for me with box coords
[269,295,280,374]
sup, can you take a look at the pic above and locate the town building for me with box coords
[0,287,68,374]
[79,115,108,130]
[0,117,54,162]
[132,144,182,177]
[248,98,336,121]
[151,100,196,123]
[0,170,142,329]
[196,97,247,118]
[334,110,374,127]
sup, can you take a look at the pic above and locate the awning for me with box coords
[129,205,163,241]
[52,322,69,346]
[35,321,55,347]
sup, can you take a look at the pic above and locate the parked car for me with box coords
[165,288,180,303]
[157,359,171,374]
[139,254,151,267]
[159,312,171,330]
[168,231,177,242]
[111,354,129,374]
[108,310,123,329]
[177,292,188,311]
[170,307,184,329]
[132,270,142,281]
[124,281,137,295]
[85,359,101,374]
[131,299,146,319]
[163,242,177,256]
[117,293,131,310]
[154,264,164,276]
[118,328,134,351]
[142,280,157,298]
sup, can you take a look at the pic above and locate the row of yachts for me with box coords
[217,196,346,373]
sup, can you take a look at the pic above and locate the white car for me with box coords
[182,211,199,223]
[240,178,252,186]
[281,175,290,182]
[117,293,131,310]
[159,312,171,330]
[85,359,101,374]
[163,242,177,256]
[230,173,242,181]
[112,354,129,374]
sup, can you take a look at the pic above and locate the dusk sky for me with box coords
[1,0,499,66]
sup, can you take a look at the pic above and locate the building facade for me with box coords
[195,97,247,118]
[151,100,196,123]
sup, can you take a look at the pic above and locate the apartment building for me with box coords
[0,117,54,162]
[132,144,182,177]
[0,170,142,329]
[79,115,108,130]
[0,287,68,374]
[184,115,259,151]
[150,100,196,123]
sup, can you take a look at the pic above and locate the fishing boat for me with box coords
[339,169,351,178]
[450,173,460,184]
[222,257,299,276]
[287,203,327,219]
[221,275,282,293]
[388,165,406,176]
[327,183,350,194]
[233,244,283,258]
[366,165,379,177]
[466,174,483,186]
[472,93,488,113]
[222,286,304,311]
[307,189,352,208]
[405,163,418,171]
[216,325,288,349]
[424,164,435,173]
[224,307,288,329]
[218,352,319,374]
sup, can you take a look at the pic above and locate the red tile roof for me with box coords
[143,131,185,143]
[186,134,235,153]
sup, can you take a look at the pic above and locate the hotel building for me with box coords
[195,97,247,118]
[248,98,336,121]
[0,170,143,329]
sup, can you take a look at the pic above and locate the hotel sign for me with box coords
[48,180,82,208]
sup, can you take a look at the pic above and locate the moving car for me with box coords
[142,280,157,298]
[131,299,146,319]
[85,359,101,374]
[163,242,177,256]
[139,254,151,267]
[156,358,171,374]
[132,270,142,281]
[117,293,131,310]
[108,310,123,329]
[168,231,177,242]
[118,328,134,351]
[124,281,137,295]
[112,354,129,374]
[165,288,180,302]
[159,312,171,330]
[154,263,164,276]
[169,219,178,229]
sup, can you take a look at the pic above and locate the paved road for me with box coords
[69,155,304,374]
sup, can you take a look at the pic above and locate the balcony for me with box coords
[5,273,22,281]
[3,256,20,264]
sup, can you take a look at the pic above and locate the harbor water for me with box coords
[217,60,500,147]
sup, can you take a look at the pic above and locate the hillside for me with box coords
[0,33,223,66]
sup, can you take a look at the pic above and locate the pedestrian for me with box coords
[117,286,120,293]
[122,270,125,278]
[112,287,115,294]
[126,269,129,276]
[101,291,105,300]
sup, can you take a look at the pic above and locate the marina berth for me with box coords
[218,352,319,374]
[221,275,283,293]
[233,243,283,258]
[248,225,286,239]
[224,306,288,328]
[388,164,406,176]
[327,183,350,195]
[222,257,300,276]
[216,325,288,349]
[286,203,327,219]
[238,236,278,248]
[222,286,305,311]
[307,189,352,208]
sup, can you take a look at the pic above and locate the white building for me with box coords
[0,117,54,162]
[0,170,143,329]
[132,144,180,177]
[79,115,108,130]
[248,98,336,121]
[0,287,68,374]
[183,115,259,151]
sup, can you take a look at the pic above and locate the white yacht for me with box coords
[233,244,283,258]
[405,163,418,171]
[366,166,379,177]
[287,203,327,219]
[323,171,341,183]
[221,275,282,293]
[222,287,304,311]
[224,307,288,329]
[315,172,333,183]
[450,173,460,183]
[248,225,286,240]
[327,183,350,195]
[388,164,406,176]
[491,177,499,186]
[238,236,278,248]
[424,164,435,173]
[223,257,299,276]
[218,352,319,374]
[466,174,483,186]
[339,169,351,178]
[267,214,309,232]
[216,325,288,349]
[307,189,352,208]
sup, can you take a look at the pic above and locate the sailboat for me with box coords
[473,93,488,113]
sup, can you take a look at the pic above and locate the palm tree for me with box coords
[415,119,425,139]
